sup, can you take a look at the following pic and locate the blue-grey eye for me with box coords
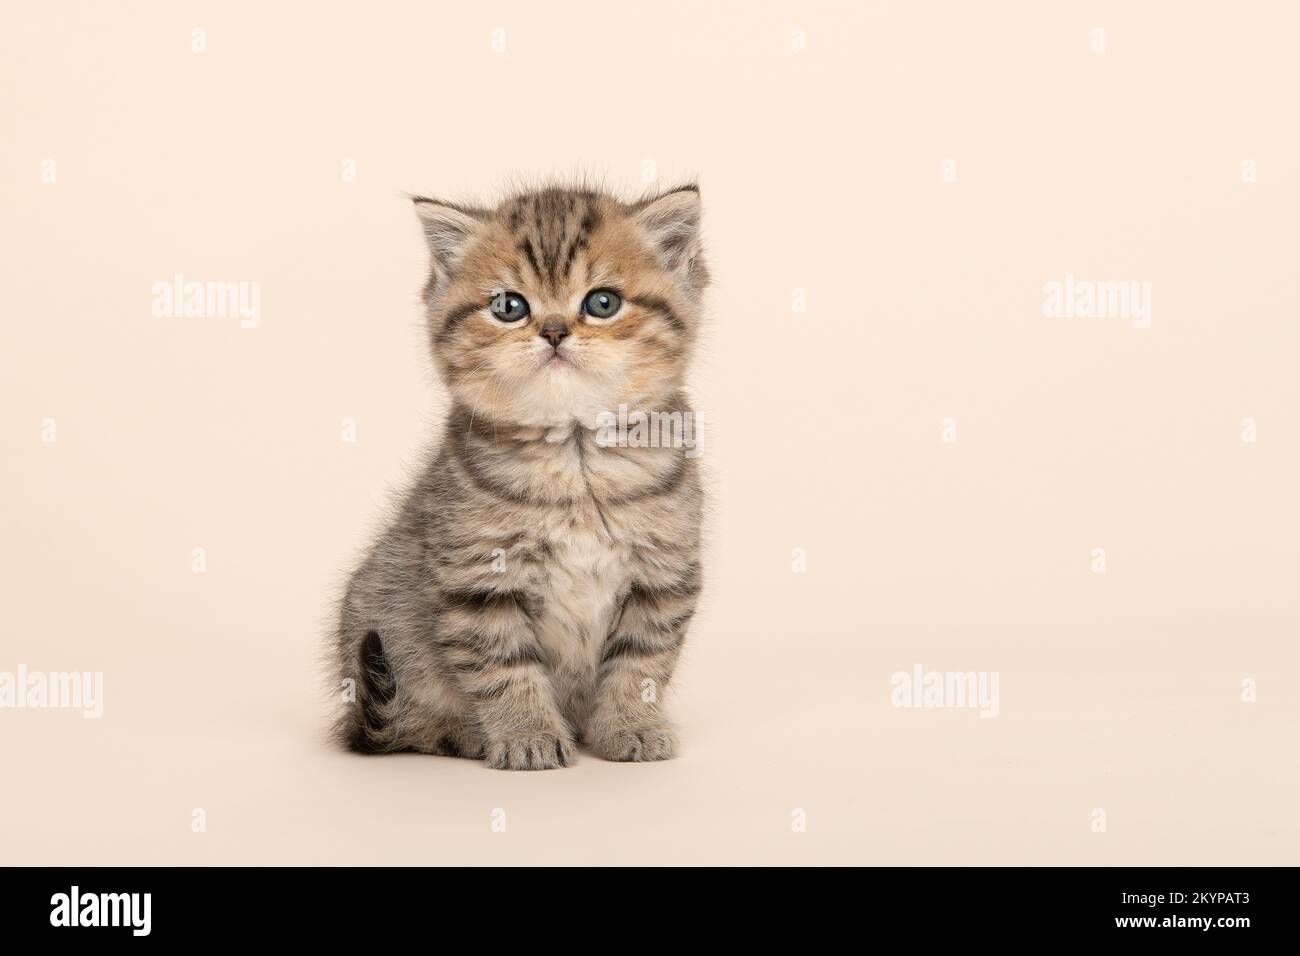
[490,291,530,322]
[583,289,622,319]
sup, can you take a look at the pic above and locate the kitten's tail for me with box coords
[338,630,398,753]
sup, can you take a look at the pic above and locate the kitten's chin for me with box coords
[486,377,627,432]
[454,363,674,431]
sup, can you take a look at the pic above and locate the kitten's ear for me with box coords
[412,197,484,277]
[634,186,702,281]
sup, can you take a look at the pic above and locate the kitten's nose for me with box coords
[539,322,570,348]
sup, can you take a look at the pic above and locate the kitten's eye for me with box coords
[583,289,622,319]
[490,291,530,323]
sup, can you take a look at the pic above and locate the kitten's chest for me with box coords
[532,518,630,675]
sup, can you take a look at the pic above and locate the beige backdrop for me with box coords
[2,0,1297,865]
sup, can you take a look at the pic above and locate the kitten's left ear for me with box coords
[634,186,703,282]
[412,196,485,278]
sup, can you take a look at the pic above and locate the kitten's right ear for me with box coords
[412,197,484,277]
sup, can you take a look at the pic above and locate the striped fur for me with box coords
[332,184,707,769]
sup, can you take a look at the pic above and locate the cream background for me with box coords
[2,0,1297,865]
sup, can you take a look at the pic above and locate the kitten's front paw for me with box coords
[485,732,576,771]
[593,725,678,762]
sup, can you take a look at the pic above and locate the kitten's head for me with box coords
[413,184,707,429]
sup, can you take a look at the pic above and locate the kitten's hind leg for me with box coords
[337,629,485,758]
[406,713,485,759]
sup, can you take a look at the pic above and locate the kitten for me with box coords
[332,184,707,769]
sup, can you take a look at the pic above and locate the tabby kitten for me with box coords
[333,183,707,769]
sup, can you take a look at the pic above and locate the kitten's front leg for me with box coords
[589,570,700,762]
[436,588,575,770]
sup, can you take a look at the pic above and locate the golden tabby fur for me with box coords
[333,183,707,769]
